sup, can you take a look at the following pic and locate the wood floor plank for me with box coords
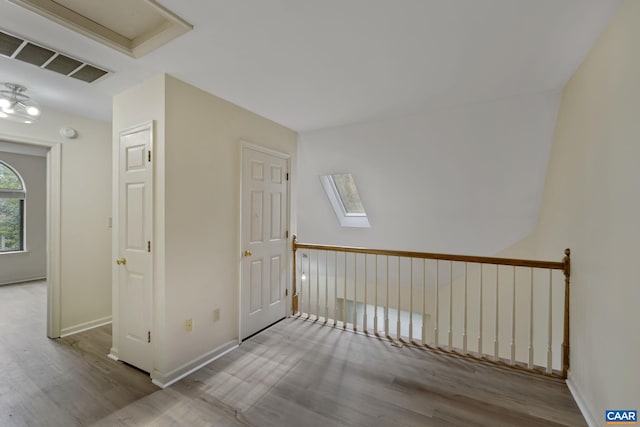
[0,281,587,427]
[0,281,159,427]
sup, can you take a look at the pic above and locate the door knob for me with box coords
[116,258,127,265]
[243,250,252,257]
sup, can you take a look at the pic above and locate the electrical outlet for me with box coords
[185,319,193,332]
[213,308,220,322]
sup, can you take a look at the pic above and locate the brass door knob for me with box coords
[243,250,252,257]
[116,258,127,265]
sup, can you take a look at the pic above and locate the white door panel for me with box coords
[117,123,153,373]
[241,146,288,339]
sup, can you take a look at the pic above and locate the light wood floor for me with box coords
[0,281,587,426]
[0,280,158,427]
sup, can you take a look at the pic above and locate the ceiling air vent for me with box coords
[70,65,108,83]
[44,54,82,75]
[14,43,55,66]
[0,31,23,57]
[0,28,110,83]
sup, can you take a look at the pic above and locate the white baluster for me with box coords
[478,264,483,355]
[353,253,357,330]
[528,268,534,369]
[299,252,304,316]
[363,255,368,333]
[547,269,553,374]
[495,265,499,361]
[511,266,516,365]
[307,252,312,318]
[374,255,379,333]
[463,262,468,354]
[334,251,338,326]
[316,251,320,319]
[409,258,414,342]
[448,261,453,351]
[325,251,329,322]
[434,261,439,347]
[343,252,347,328]
[397,257,401,340]
[422,259,427,345]
[385,256,390,337]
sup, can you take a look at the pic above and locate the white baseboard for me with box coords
[0,276,46,286]
[107,349,119,362]
[60,316,112,337]
[151,340,238,389]
[566,371,598,427]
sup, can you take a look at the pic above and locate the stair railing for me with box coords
[292,235,570,378]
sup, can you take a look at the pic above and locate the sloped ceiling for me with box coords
[0,0,622,131]
[297,91,562,255]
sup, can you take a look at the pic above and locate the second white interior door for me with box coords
[240,145,289,340]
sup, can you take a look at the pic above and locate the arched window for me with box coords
[0,161,25,252]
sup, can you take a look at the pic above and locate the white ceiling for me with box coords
[0,0,621,132]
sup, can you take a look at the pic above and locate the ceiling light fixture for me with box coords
[0,83,41,124]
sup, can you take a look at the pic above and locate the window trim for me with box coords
[0,188,26,199]
[320,174,370,228]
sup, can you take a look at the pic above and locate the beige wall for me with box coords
[113,74,297,384]
[0,107,112,334]
[59,121,112,332]
[163,75,297,376]
[0,151,46,285]
[506,1,640,423]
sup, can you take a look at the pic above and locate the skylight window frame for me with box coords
[320,174,370,228]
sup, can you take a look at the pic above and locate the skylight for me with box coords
[320,173,370,228]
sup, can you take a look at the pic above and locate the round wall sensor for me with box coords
[59,127,78,139]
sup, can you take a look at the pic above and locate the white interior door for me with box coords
[117,123,153,373]
[241,145,289,340]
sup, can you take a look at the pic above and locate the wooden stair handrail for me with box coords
[294,239,565,270]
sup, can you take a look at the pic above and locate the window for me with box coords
[320,173,370,228]
[0,161,25,252]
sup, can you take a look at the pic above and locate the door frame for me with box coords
[238,141,291,343]
[0,132,62,338]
